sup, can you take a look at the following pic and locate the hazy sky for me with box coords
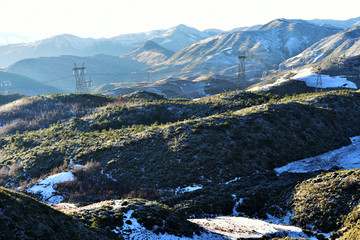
[1,0,360,43]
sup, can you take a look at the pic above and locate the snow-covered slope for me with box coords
[190,216,309,239]
[248,66,358,93]
[275,136,360,175]
[281,26,360,69]
[27,171,74,204]
[291,67,357,89]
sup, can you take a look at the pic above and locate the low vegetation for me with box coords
[0,187,110,239]
[1,89,360,238]
[71,198,202,238]
[292,169,360,232]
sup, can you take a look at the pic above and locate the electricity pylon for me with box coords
[237,50,246,90]
[73,63,91,93]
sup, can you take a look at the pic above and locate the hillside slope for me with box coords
[0,187,110,240]
[1,90,360,239]
[126,40,174,65]
[0,71,62,96]
[5,55,147,93]
[281,26,360,69]
[1,90,360,196]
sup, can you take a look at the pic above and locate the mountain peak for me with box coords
[138,40,171,52]
[259,18,316,31]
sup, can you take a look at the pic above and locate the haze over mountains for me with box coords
[1,16,360,96]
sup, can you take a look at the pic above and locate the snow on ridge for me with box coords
[251,67,358,92]
[27,171,74,204]
[248,77,290,92]
[275,136,360,175]
[292,67,357,89]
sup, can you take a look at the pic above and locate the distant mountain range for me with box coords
[1,16,360,96]
[0,24,220,68]
[5,54,147,92]
[156,19,340,80]
[307,16,360,29]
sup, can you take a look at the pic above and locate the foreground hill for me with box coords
[0,90,360,238]
[0,90,359,205]
[0,187,110,239]
[0,93,115,135]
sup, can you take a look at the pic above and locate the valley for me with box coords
[1,15,360,240]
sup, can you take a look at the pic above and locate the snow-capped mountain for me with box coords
[0,34,134,68]
[0,25,219,68]
[281,26,360,69]
[158,19,340,82]
[149,24,217,52]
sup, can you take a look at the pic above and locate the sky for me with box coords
[1,0,360,44]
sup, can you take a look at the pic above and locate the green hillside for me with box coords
[0,187,110,240]
[0,90,360,238]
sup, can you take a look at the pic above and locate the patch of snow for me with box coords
[275,136,360,175]
[112,210,225,240]
[27,171,74,204]
[73,164,85,168]
[189,216,309,239]
[265,212,293,225]
[175,184,203,195]
[225,177,241,185]
[292,67,357,89]
[196,35,223,45]
[105,173,117,182]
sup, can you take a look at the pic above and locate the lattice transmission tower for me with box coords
[73,63,92,93]
[237,50,246,90]
[315,68,323,92]
[1,81,11,94]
